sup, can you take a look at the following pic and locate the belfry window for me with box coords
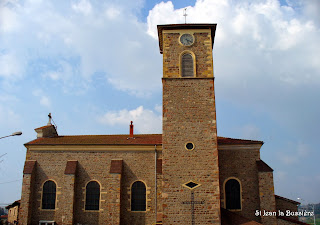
[131,181,146,211]
[85,181,100,210]
[42,180,56,210]
[181,53,194,77]
[225,179,241,210]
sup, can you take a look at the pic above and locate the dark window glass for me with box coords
[225,179,241,210]
[85,181,100,210]
[182,53,194,77]
[42,180,56,209]
[186,142,194,150]
[131,181,146,211]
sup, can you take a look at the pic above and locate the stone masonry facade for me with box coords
[18,24,305,225]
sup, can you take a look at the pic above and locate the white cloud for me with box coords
[0,53,23,79]
[0,0,162,97]
[0,1,21,33]
[32,89,51,108]
[105,6,121,19]
[98,106,162,134]
[71,0,92,15]
[147,0,320,141]
[43,71,61,81]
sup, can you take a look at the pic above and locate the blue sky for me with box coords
[0,0,319,206]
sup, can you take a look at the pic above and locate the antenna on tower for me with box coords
[183,8,188,24]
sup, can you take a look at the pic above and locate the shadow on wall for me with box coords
[120,161,146,225]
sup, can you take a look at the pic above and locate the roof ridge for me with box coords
[218,136,263,143]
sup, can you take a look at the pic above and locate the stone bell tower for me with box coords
[158,24,221,224]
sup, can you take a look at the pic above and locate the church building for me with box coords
[19,24,306,225]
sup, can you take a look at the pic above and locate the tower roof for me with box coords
[157,23,217,54]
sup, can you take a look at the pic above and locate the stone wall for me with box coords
[162,78,220,224]
[22,148,162,225]
[218,146,262,223]
[162,31,213,78]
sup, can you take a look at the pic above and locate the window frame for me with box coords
[130,180,147,212]
[84,180,101,211]
[223,177,242,211]
[41,180,57,210]
[179,50,196,78]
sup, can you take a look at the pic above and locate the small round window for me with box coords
[185,142,195,151]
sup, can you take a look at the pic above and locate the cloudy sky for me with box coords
[0,0,319,206]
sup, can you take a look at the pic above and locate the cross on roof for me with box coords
[183,8,188,24]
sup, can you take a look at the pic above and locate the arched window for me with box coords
[42,180,56,209]
[131,181,146,211]
[181,53,194,77]
[225,178,241,210]
[85,181,100,210]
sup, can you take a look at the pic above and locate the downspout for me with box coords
[155,144,158,224]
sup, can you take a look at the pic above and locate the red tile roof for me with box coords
[34,125,53,130]
[275,195,300,205]
[257,160,274,172]
[25,134,263,146]
[218,137,263,145]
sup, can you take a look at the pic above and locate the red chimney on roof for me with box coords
[129,121,134,138]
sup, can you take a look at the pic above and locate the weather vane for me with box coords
[183,8,188,24]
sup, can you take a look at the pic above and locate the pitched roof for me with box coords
[5,200,20,209]
[34,125,52,130]
[25,134,263,146]
[25,134,163,146]
[257,160,274,172]
[221,208,262,225]
[218,137,263,145]
[275,195,300,205]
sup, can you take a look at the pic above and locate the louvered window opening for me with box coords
[42,181,56,210]
[85,181,100,210]
[182,53,194,77]
[131,181,146,211]
[225,179,241,210]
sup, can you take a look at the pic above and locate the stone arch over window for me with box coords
[180,51,196,77]
[224,177,242,210]
[131,180,147,211]
[42,180,57,210]
[85,180,100,210]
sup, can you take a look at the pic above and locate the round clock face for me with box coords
[180,33,194,46]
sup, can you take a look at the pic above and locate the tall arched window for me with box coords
[181,53,194,77]
[85,181,100,210]
[225,178,241,210]
[131,181,146,211]
[42,180,56,209]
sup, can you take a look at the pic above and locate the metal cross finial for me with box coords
[48,113,52,125]
[183,8,188,24]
